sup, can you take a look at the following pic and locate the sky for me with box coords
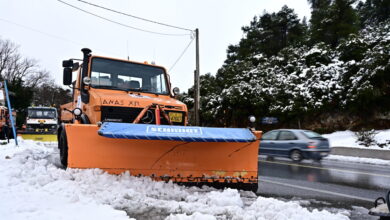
[0,0,311,92]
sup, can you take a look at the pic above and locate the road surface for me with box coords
[257,156,390,219]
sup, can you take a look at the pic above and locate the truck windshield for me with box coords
[90,58,169,94]
[28,108,57,119]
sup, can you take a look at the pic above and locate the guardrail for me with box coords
[331,147,390,160]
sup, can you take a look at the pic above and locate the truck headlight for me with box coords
[73,108,82,116]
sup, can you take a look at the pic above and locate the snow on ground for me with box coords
[0,139,349,220]
[323,129,390,150]
[325,155,390,166]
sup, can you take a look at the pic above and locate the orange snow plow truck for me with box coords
[59,48,261,191]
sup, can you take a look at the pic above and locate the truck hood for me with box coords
[89,89,187,110]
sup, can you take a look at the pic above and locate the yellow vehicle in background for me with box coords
[19,107,58,141]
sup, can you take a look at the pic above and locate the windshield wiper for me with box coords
[93,85,114,89]
[93,85,150,93]
[93,85,134,92]
[126,88,144,92]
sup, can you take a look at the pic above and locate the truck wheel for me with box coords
[59,129,68,167]
[7,128,14,139]
[290,150,302,162]
[4,126,10,141]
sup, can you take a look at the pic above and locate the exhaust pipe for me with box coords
[81,48,91,79]
[80,48,92,104]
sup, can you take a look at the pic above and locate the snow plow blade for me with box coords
[64,123,261,191]
[20,133,57,142]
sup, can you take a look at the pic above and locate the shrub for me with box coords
[354,129,378,147]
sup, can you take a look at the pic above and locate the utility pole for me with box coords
[194,28,200,126]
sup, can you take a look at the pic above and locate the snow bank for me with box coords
[323,130,390,150]
[325,155,390,166]
[0,140,349,220]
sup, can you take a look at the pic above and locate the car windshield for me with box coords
[262,131,279,140]
[28,108,57,119]
[302,130,323,139]
[90,58,169,95]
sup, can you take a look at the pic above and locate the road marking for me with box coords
[259,159,390,178]
[261,178,373,202]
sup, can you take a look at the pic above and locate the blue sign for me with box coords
[3,80,18,145]
[99,123,256,142]
[261,117,278,125]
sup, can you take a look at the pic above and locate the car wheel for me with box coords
[59,129,68,168]
[290,150,302,162]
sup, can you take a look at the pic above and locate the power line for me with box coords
[57,0,191,37]
[0,17,122,57]
[57,0,196,76]
[0,17,82,46]
[1,16,196,74]
[168,37,194,73]
[77,0,193,32]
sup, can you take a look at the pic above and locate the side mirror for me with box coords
[173,87,180,95]
[72,62,80,71]
[63,67,73,85]
[62,59,73,68]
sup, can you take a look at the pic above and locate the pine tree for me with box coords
[357,0,390,27]
[330,0,359,46]
[308,0,333,45]
[226,5,306,62]
[309,0,359,47]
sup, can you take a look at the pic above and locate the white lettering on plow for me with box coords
[147,126,202,135]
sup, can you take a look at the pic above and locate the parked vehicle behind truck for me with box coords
[0,106,16,140]
[19,107,58,141]
[58,48,262,191]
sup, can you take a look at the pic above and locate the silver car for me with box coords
[259,129,330,162]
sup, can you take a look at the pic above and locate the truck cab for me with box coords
[60,48,188,127]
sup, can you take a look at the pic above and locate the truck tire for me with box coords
[290,150,303,162]
[4,126,11,140]
[7,127,14,139]
[59,129,68,167]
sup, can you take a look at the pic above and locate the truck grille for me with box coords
[101,106,185,125]
[26,124,57,134]
[101,106,143,123]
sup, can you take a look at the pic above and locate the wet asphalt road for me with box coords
[256,156,390,219]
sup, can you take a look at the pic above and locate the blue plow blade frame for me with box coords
[98,122,256,142]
